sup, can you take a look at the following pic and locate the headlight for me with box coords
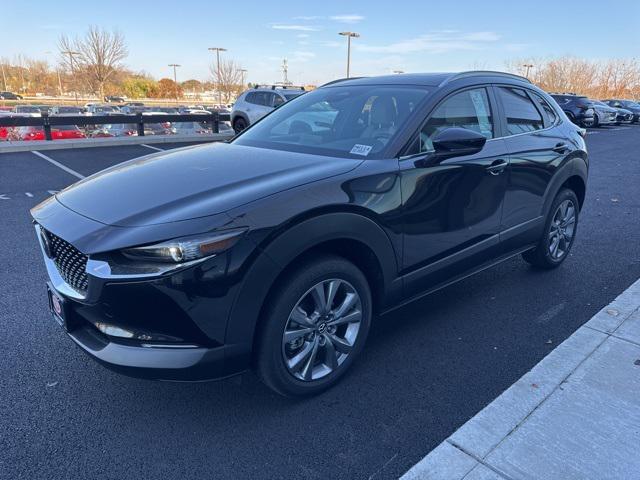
[121,229,246,263]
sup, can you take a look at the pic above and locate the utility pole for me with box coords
[168,64,181,102]
[339,31,360,78]
[208,47,227,106]
[45,51,63,97]
[62,50,80,105]
[523,63,534,79]
[239,68,248,88]
[0,62,7,91]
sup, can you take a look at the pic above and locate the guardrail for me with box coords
[0,112,231,141]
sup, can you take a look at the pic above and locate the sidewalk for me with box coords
[402,278,640,480]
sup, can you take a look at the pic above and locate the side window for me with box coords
[497,87,544,135]
[245,92,258,105]
[273,94,285,107]
[530,92,558,125]
[419,87,493,153]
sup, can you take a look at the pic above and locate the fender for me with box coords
[540,153,588,217]
[223,212,401,364]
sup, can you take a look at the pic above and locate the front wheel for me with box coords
[255,255,372,397]
[233,117,247,133]
[522,189,579,269]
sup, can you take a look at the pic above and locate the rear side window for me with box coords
[530,92,558,125]
[419,87,493,153]
[497,87,544,135]
[245,92,268,106]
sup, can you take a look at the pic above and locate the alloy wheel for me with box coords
[548,199,576,260]
[282,279,362,381]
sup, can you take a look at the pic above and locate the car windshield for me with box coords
[233,85,429,159]
[57,107,82,113]
[283,93,303,101]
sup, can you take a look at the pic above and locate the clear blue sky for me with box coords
[1,0,638,85]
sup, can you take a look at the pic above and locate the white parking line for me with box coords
[32,151,85,179]
[140,144,165,152]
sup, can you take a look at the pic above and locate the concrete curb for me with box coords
[0,133,233,153]
[401,277,640,480]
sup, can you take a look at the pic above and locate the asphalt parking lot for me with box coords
[1,127,639,479]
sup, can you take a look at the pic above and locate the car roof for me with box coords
[321,71,530,88]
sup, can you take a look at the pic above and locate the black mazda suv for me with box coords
[32,72,588,396]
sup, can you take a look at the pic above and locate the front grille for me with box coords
[44,229,89,293]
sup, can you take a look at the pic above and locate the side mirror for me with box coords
[432,127,487,160]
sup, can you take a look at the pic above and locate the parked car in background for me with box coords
[89,123,138,137]
[0,110,14,140]
[86,104,120,115]
[120,105,145,114]
[172,121,213,135]
[49,106,86,116]
[602,99,640,123]
[31,72,588,396]
[550,94,595,127]
[104,96,125,103]
[13,105,43,116]
[591,101,632,125]
[16,125,86,141]
[0,91,23,100]
[141,112,176,135]
[588,100,617,127]
[231,85,305,132]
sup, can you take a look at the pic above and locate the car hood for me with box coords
[55,143,362,227]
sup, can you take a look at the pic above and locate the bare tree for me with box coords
[58,26,128,98]
[209,59,243,103]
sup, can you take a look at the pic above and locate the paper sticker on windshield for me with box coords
[350,144,373,156]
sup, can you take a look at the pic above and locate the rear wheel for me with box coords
[255,255,372,397]
[522,189,579,269]
[233,117,247,133]
[592,113,600,128]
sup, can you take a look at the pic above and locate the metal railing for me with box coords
[0,112,231,141]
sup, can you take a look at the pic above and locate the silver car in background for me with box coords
[589,100,617,127]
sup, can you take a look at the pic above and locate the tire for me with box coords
[233,117,247,133]
[255,255,372,397]
[592,113,599,128]
[522,189,579,269]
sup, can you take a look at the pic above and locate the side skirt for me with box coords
[380,244,535,316]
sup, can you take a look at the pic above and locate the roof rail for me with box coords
[440,70,531,86]
[320,77,365,87]
[253,84,305,91]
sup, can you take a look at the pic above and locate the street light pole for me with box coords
[239,68,248,89]
[45,51,64,97]
[339,32,360,78]
[523,63,534,79]
[168,64,181,102]
[208,47,227,106]
[61,50,80,105]
[0,62,7,91]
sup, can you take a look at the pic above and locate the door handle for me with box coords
[552,142,569,153]
[486,159,508,175]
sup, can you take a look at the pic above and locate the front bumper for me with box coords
[33,211,252,381]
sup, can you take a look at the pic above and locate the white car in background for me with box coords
[231,85,305,133]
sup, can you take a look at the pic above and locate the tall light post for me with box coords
[338,31,359,78]
[523,63,534,79]
[45,51,63,97]
[0,62,7,91]
[61,50,80,104]
[239,68,248,88]
[168,63,181,102]
[208,47,227,106]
